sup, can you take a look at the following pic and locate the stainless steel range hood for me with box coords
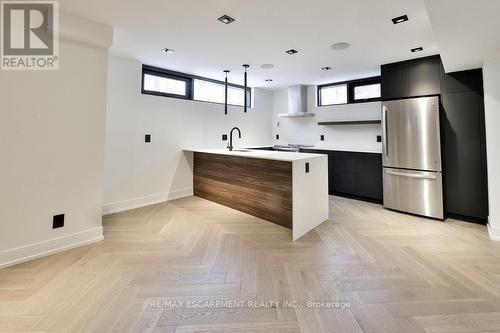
[277,85,315,118]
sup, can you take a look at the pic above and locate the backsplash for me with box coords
[272,86,382,153]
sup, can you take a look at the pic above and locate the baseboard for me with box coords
[447,213,487,225]
[0,227,103,269]
[166,188,193,201]
[488,223,500,241]
[102,188,193,215]
[330,192,383,205]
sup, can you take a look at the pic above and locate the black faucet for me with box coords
[228,127,241,151]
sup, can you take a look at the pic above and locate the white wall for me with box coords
[483,57,500,240]
[0,16,112,268]
[272,86,382,153]
[103,56,274,214]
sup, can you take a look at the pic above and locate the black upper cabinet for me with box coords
[381,62,409,100]
[381,56,441,100]
[440,68,484,95]
[408,57,441,96]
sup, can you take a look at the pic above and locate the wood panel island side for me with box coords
[184,149,330,240]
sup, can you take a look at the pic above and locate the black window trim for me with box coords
[141,64,252,107]
[317,76,381,107]
[142,67,193,100]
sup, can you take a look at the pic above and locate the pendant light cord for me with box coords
[223,70,230,115]
[243,64,249,113]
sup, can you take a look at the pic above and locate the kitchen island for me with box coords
[184,148,329,240]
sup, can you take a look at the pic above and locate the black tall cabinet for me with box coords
[381,56,488,223]
[441,70,488,220]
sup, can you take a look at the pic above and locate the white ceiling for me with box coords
[424,0,500,73]
[60,0,438,89]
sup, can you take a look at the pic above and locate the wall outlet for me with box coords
[53,214,64,229]
[222,134,227,141]
[145,134,151,143]
[320,135,325,141]
[377,135,382,142]
[276,134,279,140]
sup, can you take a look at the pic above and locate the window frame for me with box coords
[317,83,348,106]
[317,76,381,107]
[192,78,248,107]
[141,64,251,107]
[349,77,381,103]
[141,67,193,100]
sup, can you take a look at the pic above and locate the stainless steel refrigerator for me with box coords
[381,96,444,219]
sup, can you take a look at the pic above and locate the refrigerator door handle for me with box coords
[386,169,438,180]
[382,105,388,159]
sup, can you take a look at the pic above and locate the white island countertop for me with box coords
[183,148,324,162]
[185,147,330,241]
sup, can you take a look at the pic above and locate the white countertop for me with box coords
[246,145,382,154]
[183,148,325,162]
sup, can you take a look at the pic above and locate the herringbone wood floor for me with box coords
[1,196,500,333]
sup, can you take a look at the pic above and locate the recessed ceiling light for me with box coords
[265,79,273,82]
[261,64,274,69]
[411,47,423,53]
[321,66,332,71]
[161,48,175,54]
[330,42,350,51]
[392,15,409,24]
[285,49,298,55]
[218,15,235,24]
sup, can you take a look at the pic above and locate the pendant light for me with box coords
[223,70,230,115]
[243,64,249,113]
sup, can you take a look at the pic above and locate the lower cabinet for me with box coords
[330,151,357,195]
[331,151,383,202]
[301,149,383,203]
[355,153,384,201]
